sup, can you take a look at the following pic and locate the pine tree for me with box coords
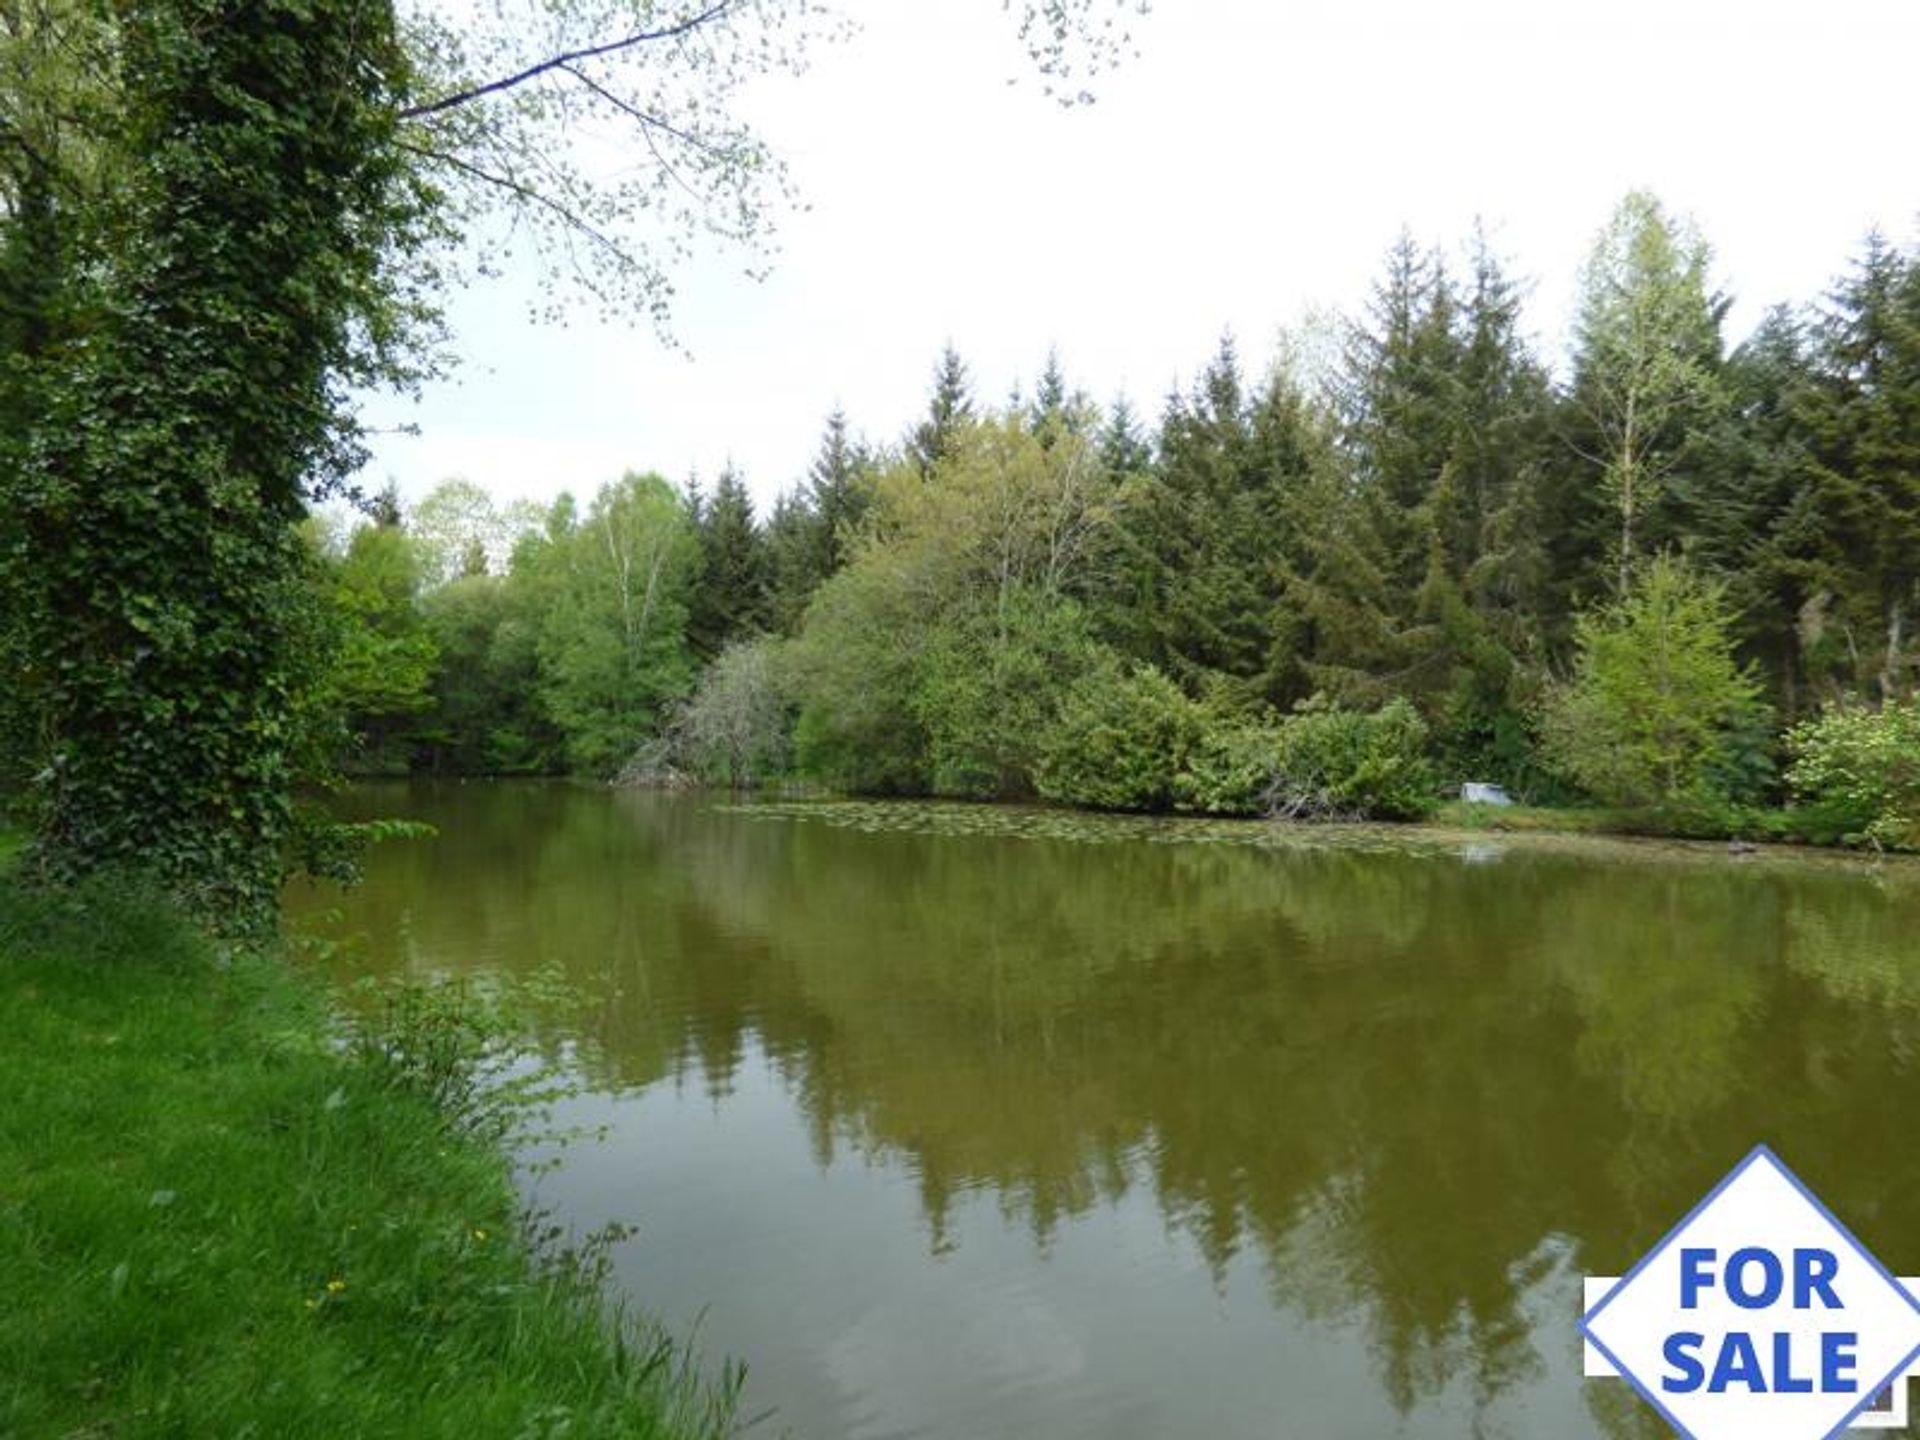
[1098,394,1152,479]
[807,405,872,573]
[1689,306,1818,716]
[687,464,770,660]
[1294,235,1463,706]
[1337,233,1463,602]
[1789,235,1920,700]
[764,407,874,632]
[1028,346,1079,447]
[1112,335,1309,705]
[763,489,818,635]
[910,343,975,478]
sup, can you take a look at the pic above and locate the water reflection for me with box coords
[292,783,1920,1439]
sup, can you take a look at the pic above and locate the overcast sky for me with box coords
[357,0,1920,515]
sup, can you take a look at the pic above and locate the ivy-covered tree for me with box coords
[5,0,435,927]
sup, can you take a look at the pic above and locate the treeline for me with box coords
[318,192,1920,846]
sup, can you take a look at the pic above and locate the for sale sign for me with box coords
[1582,1146,1920,1439]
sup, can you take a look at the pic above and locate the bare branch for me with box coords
[396,138,639,274]
[397,1,735,121]
[553,61,734,163]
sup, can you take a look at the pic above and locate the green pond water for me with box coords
[289,781,1920,1439]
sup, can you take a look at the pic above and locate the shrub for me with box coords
[671,638,794,788]
[1786,698,1920,851]
[1266,696,1436,821]
[1034,661,1197,811]
[1178,717,1284,816]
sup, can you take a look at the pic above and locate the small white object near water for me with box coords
[1460,782,1513,807]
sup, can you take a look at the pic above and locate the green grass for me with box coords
[0,875,731,1439]
[1433,800,1649,835]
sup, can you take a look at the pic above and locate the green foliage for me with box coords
[789,558,934,793]
[790,410,1127,798]
[417,572,562,774]
[407,478,543,588]
[1177,715,1285,816]
[1110,337,1320,703]
[1034,659,1197,811]
[316,521,440,773]
[1569,191,1728,588]
[1267,697,1437,821]
[916,592,1111,798]
[766,408,874,632]
[909,344,976,478]
[1543,556,1768,806]
[1784,237,1920,702]
[1786,698,1920,850]
[519,474,698,776]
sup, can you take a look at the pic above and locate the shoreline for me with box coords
[0,869,731,1439]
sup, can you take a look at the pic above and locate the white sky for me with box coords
[358,0,1920,516]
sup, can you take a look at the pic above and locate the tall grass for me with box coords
[0,874,735,1439]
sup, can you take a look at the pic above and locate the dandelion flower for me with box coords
[326,1278,346,1294]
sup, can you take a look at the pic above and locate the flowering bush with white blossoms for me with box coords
[1787,698,1920,851]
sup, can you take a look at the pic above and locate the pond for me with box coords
[290,782,1920,1439]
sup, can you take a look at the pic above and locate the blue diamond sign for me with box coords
[1582,1146,1920,1439]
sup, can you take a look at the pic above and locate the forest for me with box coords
[312,191,1920,849]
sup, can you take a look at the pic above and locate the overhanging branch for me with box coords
[397,1,735,121]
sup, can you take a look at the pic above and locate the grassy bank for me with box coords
[0,874,729,1439]
[1430,798,1874,849]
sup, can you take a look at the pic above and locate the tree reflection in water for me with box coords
[293,784,1920,1440]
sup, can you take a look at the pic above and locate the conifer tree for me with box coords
[1689,306,1819,715]
[1029,347,1072,445]
[1790,236,1920,700]
[1115,336,1308,705]
[910,344,975,478]
[765,407,874,632]
[806,406,872,573]
[1098,394,1152,479]
[688,464,770,660]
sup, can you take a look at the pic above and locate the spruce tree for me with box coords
[1114,335,1307,705]
[806,406,872,574]
[1028,346,1081,447]
[1098,394,1152,479]
[687,464,770,660]
[1790,235,1920,700]
[764,407,874,632]
[910,343,975,478]
[1690,306,1819,716]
